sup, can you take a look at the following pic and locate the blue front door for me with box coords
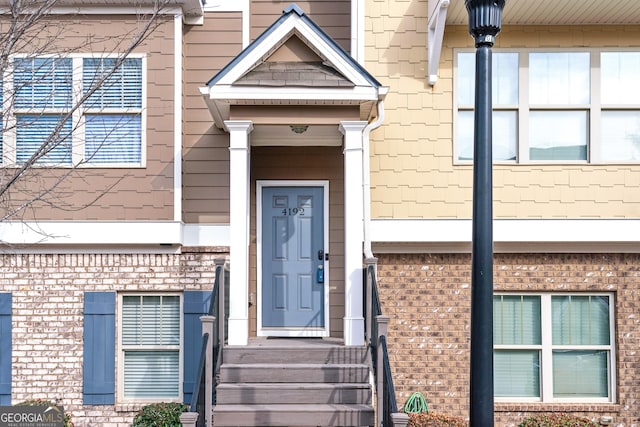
[262,186,325,328]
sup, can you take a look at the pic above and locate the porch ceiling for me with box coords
[445,0,640,25]
[250,124,342,146]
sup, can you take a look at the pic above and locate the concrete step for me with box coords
[215,382,372,405]
[224,346,368,365]
[212,403,375,427]
[219,363,369,383]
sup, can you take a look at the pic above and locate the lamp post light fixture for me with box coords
[465,0,505,426]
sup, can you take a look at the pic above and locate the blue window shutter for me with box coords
[183,291,211,405]
[0,293,11,405]
[83,292,116,405]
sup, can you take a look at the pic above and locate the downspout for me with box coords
[363,88,388,259]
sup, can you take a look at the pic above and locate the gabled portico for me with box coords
[200,4,387,346]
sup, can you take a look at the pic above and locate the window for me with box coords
[119,294,182,401]
[3,55,144,166]
[455,50,640,163]
[494,293,615,402]
[84,291,209,406]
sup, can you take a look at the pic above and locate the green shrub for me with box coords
[518,413,598,427]
[133,402,188,427]
[16,398,73,427]
[408,412,468,427]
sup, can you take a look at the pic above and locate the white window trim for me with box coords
[454,47,640,166]
[494,292,616,404]
[116,292,184,404]
[2,53,146,168]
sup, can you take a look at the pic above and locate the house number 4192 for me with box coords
[282,208,305,216]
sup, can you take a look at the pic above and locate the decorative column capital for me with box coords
[339,120,368,135]
[340,121,368,152]
[224,120,254,134]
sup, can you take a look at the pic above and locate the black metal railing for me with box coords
[209,261,226,390]
[365,264,382,368]
[189,259,228,427]
[380,335,400,427]
[365,262,406,427]
[190,333,209,419]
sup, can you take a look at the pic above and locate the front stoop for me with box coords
[213,340,374,427]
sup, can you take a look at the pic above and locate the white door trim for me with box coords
[256,180,330,337]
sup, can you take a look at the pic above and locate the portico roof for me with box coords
[200,3,387,135]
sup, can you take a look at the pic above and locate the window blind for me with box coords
[83,58,142,109]
[85,115,141,163]
[123,350,179,398]
[553,350,608,398]
[16,115,72,164]
[14,58,72,109]
[494,295,541,345]
[121,295,180,399]
[552,295,610,345]
[495,350,540,398]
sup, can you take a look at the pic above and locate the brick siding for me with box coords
[0,248,227,427]
[376,253,640,426]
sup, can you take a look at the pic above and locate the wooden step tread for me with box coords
[213,403,374,427]
[217,382,370,389]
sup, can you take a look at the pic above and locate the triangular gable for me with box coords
[200,3,386,129]
[205,3,380,89]
[234,35,356,88]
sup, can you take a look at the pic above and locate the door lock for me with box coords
[317,250,329,261]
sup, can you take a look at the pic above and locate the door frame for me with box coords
[256,180,330,337]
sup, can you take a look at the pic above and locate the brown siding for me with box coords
[250,146,345,337]
[250,0,351,53]
[377,253,639,424]
[1,15,175,221]
[182,12,243,223]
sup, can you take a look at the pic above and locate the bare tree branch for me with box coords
[0,0,171,225]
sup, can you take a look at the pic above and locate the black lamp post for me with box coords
[465,0,505,426]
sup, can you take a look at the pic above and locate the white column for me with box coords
[340,121,367,346]
[225,120,253,346]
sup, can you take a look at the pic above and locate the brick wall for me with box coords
[0,248,227,427]
[376,253,640,426]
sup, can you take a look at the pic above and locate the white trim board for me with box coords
[4,219,640,252]
[0,222,230,247]
[371,219,640,253]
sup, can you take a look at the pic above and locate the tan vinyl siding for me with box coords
[250,0,351,53]
[366,13,640,219]
[182,12,243,223]
[0,15,175,221]
[250,146,345,338]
